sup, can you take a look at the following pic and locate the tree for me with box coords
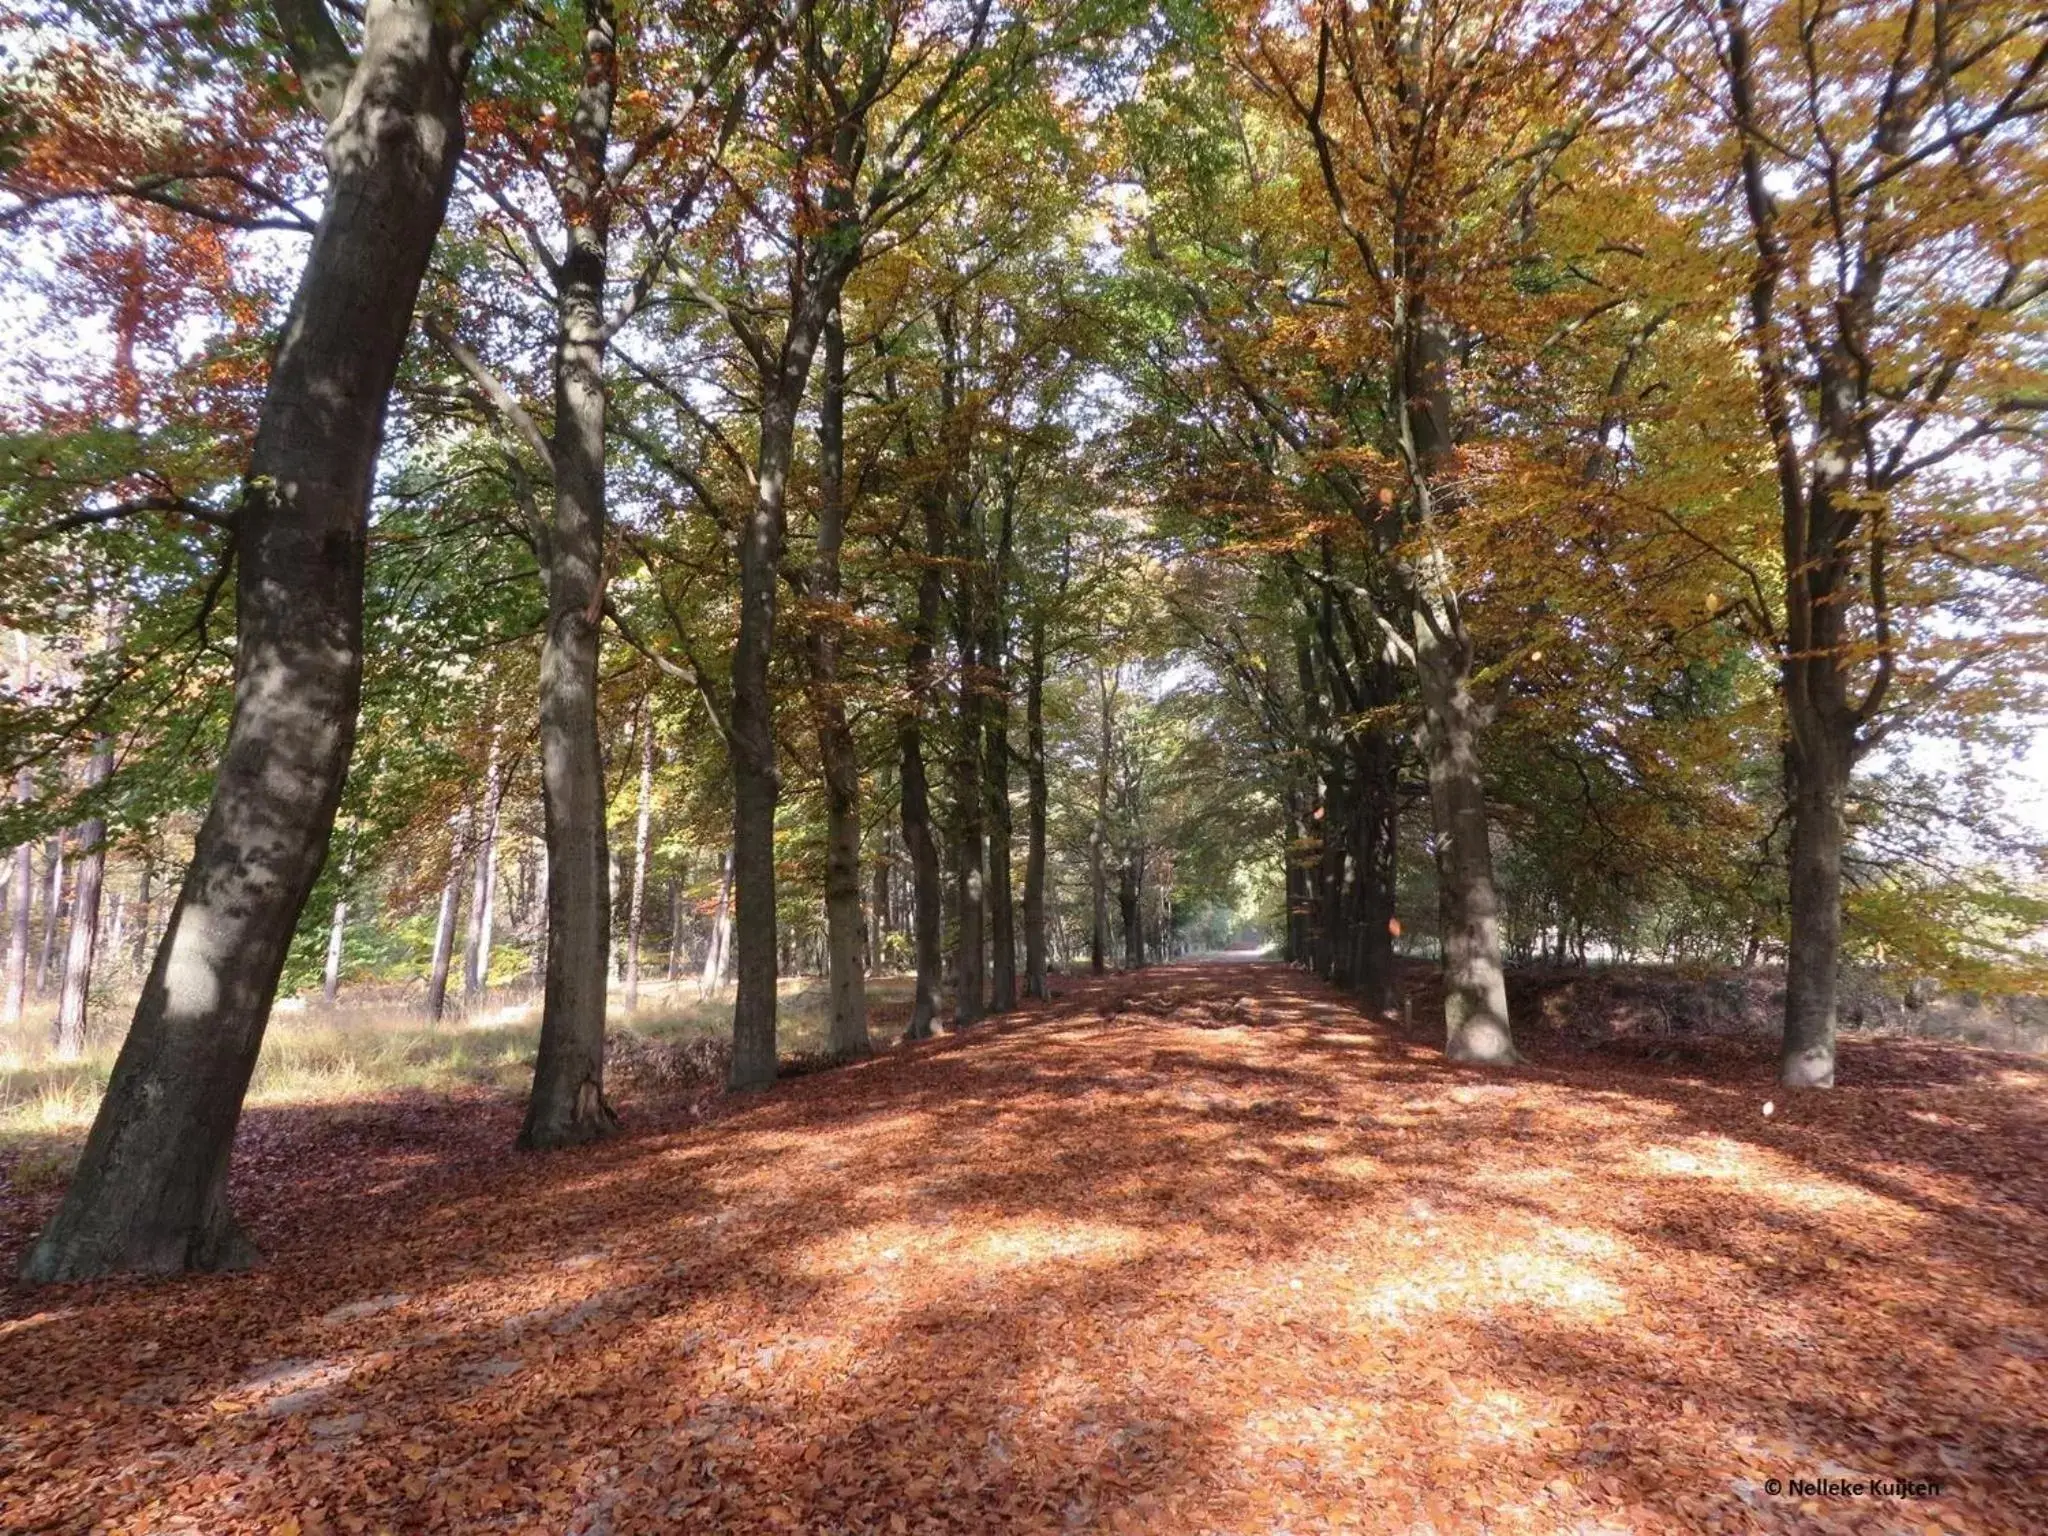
[21,0,495,1282]
[1695,0,2048,1086]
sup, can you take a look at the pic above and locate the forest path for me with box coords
[3,962,2044,1534]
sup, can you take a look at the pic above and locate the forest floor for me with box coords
[1,962,2044,1535]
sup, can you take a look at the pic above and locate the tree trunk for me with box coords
[1118,859,1141,971]
[462,731,501,1000]
[899,495,947,1041]
[522,0,620,1148]
[322,889,348,1007]
[22,0,481,1287]
[424,828,461,1023]
[666,878,681,982]
[4,768,30,1026]
[1781,734,1847,1087]
[984,492,1016,1014]
[625,703,653,1014]
[36,838,64,996]
[728,378,797,1090]
[1022,622,1049,1000]
[1414,627,1514,1064]
[805,310,871,1061]
[53,733,113,1059]
[700,851,732,999]
[130,848,152,974]
[1089,667,1112,975]
[951,571,985,1030]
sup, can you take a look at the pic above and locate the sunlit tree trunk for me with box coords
[1089,665,1112,975]
[523,0,620,1146]
[36,838,64,996]
[699,850,732,1000]
[666,878,681,982]
[625,702,653,1015]
[4,768,30,1026]
[423,823,462,1023]
[21,0,485,1284]
[462,730,500,1000]
[53,732,114,1059]
[321,887,348,1007]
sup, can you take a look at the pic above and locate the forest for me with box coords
[0,0,2045,1532]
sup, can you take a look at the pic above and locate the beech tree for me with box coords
[19,0,496,1282]
[1692,0,2048,1086]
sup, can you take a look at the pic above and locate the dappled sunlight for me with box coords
[3,962,2043,1534]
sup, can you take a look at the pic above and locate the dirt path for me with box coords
[3,963,2043,1534]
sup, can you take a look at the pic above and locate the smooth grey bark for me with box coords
[4,768,31,1025]
[321,889,348,1006]
[899,487,947,1041]
[522,0,620,1147]
[1089,665,1112,975]
[806,307,871,1060]
[983,483,1016,1014]
[1781,738,1847,1087]
[727,240,857,1089]
[424,834,461,1022]
[21,0,481,1282]
[462,730,500,999]
[666,878,681,981]
[36,838,63,996]
[1021,620,1049,1000]
[625,703,653,1014]
[130,849,152,973]
[699,850,731,999]
[1414,626,1513,1062]
[1397,302,1514,1065]
[53,733,114,1059]
[1118,858,1141,971]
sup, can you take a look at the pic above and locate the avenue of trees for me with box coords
[1,0,2043,1280]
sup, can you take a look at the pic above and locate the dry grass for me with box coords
[0,975,916,1153]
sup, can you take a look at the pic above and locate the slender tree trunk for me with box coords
[107,893,125,979]
[53,734,114,1059]
[804,306,871,1060]
[23,0,481,1285]
[130,849,152,974]
[322,890,348,1007]
[625,703,653,1015]
[984,491,1016,1014]
[666,878,681,982]
[1022,623,1049,1000]
[869,821,891,974]
[699,851,732,1000]
[1089,667,1112,975]
[900,493,947,1040]
[462,731,501,1000]
[36,839,64,996]
[1118,859,1140,971]
[4,769,31,1026]
[424,825,462,1022]
[951,576,985,1029]
[522,0,620,1147]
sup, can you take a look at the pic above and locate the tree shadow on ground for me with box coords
[1,962,2041,1533]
